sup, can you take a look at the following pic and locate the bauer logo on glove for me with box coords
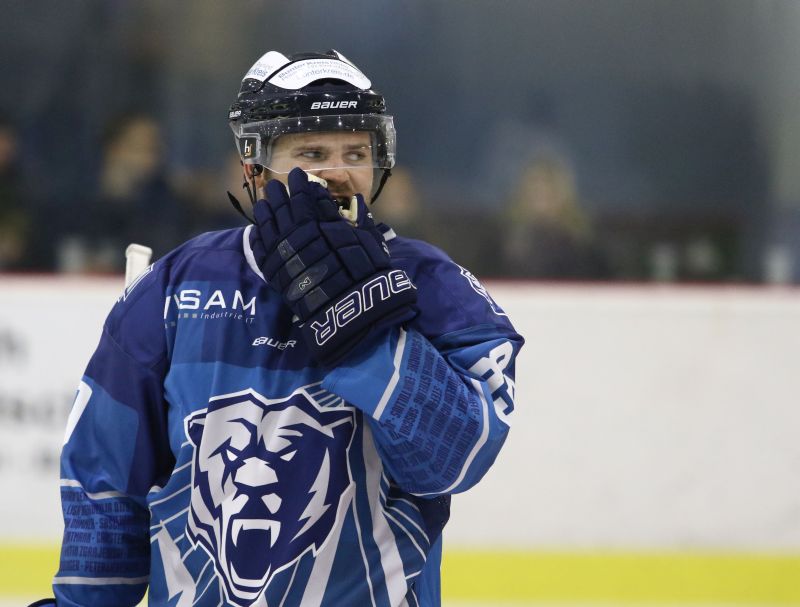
[310,268,415,346]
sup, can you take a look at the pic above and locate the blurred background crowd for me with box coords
[2,0,800,283]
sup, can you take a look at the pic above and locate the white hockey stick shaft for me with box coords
[125,243,153,288]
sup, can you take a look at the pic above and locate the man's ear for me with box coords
[243,164,263,179]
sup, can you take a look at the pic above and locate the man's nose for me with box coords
[316,166,349,186]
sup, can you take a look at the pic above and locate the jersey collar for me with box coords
[243,225,267,283]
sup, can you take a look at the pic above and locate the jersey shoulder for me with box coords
[387,233,518,341]
[105,227,251,367]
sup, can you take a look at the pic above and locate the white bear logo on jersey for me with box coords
[184,387,355,606]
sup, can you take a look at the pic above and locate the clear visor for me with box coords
[231,114,396,174]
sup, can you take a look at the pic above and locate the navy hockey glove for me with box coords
[251,168,417,365]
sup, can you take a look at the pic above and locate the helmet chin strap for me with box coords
[225,163,260,224]
[370,168,392,204]
[226,187,256,224]
[244,169,259,206]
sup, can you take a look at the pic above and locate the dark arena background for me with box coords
[1,1,799,605]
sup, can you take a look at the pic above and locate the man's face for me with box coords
[257,131,374,203]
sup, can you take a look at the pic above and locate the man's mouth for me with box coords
[330,194,351,208]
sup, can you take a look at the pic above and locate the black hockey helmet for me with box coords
[228,49,395,202]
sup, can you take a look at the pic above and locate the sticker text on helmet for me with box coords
[310,101,358,110]
[240,136,259,159]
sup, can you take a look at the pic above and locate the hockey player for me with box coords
[34,50,523,607]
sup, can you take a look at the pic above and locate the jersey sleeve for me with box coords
[322,253,523,496]
[53,266,174,607]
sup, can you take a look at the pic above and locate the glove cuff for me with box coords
[301,268,417,366]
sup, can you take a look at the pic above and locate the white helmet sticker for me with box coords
[268,58,371,90]
[243,51,291,82]
[332,49,356,68]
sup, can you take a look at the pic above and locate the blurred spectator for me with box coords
[763,207,800,284]
[0,118,30,270]
[419,204,500,278]
[174,150,247,236]
[370,166,437,243]
[58,114,191,273]
[500,155,610,279]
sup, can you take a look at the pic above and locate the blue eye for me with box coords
[345,151,367,163]
[299,150,324,160]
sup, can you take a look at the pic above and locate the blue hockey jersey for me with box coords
[54,224,524,607]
